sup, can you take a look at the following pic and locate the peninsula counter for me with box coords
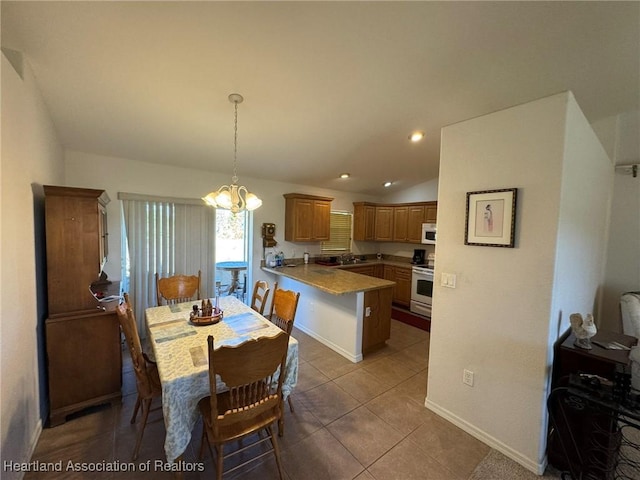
[262,264,395,362]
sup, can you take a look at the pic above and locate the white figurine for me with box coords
[570,313,597,350]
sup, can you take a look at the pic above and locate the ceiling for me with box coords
[2,2,639,196]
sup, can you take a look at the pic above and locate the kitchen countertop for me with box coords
[335,260,415,270]
[262,263,395,296]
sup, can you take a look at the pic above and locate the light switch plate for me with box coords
[441,273,457,288]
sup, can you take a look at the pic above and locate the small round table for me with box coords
[215,261,248,296]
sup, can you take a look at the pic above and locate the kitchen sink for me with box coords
[341,259,369,265]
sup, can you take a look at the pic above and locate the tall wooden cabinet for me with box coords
[44,186,122,426]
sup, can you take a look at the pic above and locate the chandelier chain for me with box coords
[232,100,239,183]
[202,92,261,212]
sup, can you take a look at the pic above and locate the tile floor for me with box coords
[27,320,547,479]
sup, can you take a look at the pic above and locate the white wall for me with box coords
[65,151,380,295]
[382,178,439,204]
[594,110,640,331]
[1,53,64,477]
[427,92,612,474]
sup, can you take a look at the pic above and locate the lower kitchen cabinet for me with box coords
[362,287,393,354]
[46,310,122,426]
[384,265,411,307]
[344,265,376,277]
[394,266,412,307]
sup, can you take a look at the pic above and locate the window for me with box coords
[119,193,216,335]
[321,211,352,254]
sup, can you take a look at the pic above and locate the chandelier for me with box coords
[202,93,262,213]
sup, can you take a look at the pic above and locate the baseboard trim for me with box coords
[425,398,547,475]
[391,306,431,331]
[293,324,362,363]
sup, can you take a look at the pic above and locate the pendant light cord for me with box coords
[232,100,239,183]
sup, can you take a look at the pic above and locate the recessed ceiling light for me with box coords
[339,173,350,179]
[409,131,425,142]
[383,181,393,188]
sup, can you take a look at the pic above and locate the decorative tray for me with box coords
[190,308,223,326]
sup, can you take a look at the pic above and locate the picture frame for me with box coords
[465,188,517,247]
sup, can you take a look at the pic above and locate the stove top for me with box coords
[412,264,434,271]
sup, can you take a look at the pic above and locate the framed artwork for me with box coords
[465,188,517,247]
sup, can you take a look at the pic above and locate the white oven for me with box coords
[410,266,433,317]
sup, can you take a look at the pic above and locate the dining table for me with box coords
[215,261,248,296]
[145,295,298,464]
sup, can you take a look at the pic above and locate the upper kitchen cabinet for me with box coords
[407,204,426,243]
[284,193,333,242]
[374,206,394,241]
[425,201,438,223]
[353,201,437,244]
[393,206,409,242]
[353,202,376,241]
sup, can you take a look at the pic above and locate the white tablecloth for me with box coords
[145,296,298,463]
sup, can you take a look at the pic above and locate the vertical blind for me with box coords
[321,211,353,253]
[119,193,215,336]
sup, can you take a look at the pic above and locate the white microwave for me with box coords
[421,223,436,244]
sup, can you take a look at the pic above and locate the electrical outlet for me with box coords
[463,369,474,386]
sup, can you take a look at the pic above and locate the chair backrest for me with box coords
[250,280,271,315]
[156,270,201,306]
[205,332,289,430]
[115,297,154,397]
[268,288,300,336]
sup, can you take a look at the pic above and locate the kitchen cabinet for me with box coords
[374,206,394,241]
[339,264,384,278]
[384,265,412,307]
[393,206,409,242]
[407,205,426,243]
[353,201,437,244]
[373,263,384,278]
[44,185,122,425]
[425,202,437,223]
[344,265,376,277]
[353,203,376,241]
[284,193,333,242]
[394,266,412,307]
[362,287,393,354]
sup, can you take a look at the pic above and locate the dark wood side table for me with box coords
[548,329,638,474]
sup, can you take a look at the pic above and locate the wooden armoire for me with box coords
[44,185,122,426]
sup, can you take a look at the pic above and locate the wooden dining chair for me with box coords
[249,280,271,315]
[115,294,163,460]
[155,270,201,306]
[198,332,289,480]
[267,287,300,415]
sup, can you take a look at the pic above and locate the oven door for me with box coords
[411,268,434,304]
